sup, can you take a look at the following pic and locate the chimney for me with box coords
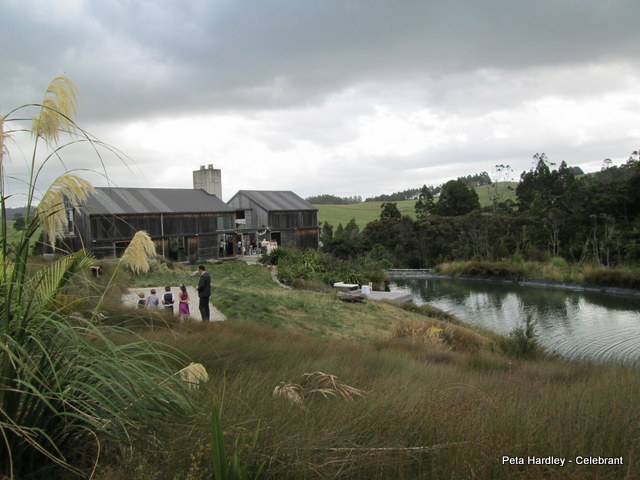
[193,165,222,198]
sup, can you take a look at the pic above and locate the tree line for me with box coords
[305,194,363,204]
[320,153,640,268]
[308,171,494,205]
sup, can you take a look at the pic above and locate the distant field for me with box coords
[315,182,518,228]
[474,181,518,206]
[316,201,416,229]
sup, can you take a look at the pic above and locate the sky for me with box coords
[2,0,640,206]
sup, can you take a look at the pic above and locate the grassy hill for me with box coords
[93,261,640,479]
[316,200,416,228]
[315,182,518,229]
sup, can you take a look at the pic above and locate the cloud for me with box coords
[2,0,640,206]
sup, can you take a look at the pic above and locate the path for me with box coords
[122,286,226,321]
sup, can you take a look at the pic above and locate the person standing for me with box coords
[178,284,190,320]
[162,286,175,314]
[196,265,211,321]
[146,289,159,309]
[137,292,146,309]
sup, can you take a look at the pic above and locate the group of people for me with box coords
[135,265,212,321]
[218,237,279,257]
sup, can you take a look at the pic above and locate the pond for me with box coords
[389,275,640,366]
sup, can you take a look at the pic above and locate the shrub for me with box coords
[497,315,542,360]
[269,248,386,288]
[459,260,525,279]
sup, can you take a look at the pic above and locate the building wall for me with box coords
[269,211,318,230]
[89,213,232,242]
[227,192,319,250]
[65,211,233,261]
[227,195,269,228]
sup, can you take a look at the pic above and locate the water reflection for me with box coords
[390,276,640,366]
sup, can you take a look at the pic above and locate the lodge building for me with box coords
[46,165,319,262]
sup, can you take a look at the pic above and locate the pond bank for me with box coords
[386,269,640,298]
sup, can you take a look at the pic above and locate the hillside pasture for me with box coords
[315,182,518,229]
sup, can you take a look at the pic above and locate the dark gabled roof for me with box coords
[228,190,317,212]
[82,187,233,215]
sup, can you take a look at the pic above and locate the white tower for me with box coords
[193,164,222,198]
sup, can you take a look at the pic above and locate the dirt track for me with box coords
[122,286,226,321]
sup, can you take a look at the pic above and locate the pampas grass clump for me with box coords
[273,372,367,408]
[121,230,157,274]
[302,371,367,401]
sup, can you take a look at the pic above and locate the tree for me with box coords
[320,221,334,245]
[414,185,435,220]
[434,179,480,217]
[516,153,577,213]
[12,213,25,231]
[343,217,361,240]
[380,202,401,221]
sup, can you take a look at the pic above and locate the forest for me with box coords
[320,153,640,269]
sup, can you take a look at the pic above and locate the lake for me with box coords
[389,275,640,366]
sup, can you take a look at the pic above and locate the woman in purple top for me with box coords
[178,284,190,320]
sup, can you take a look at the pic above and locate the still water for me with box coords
[389,276,640,366]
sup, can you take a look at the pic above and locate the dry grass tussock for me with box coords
[273,371,367,407]
[393,317,486,352]
[272,382,304,407]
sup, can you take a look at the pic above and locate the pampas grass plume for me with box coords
[176,363,209,390]
[36,174,95,248]
[32,76,79,143]
[120,230,157,274]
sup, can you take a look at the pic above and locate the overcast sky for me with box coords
[2,0,640,205]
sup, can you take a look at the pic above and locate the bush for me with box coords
[459,260,525,279]
[267,248,387,288]
[498,315,542,360]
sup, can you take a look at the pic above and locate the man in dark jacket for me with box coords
[197,265,211,321]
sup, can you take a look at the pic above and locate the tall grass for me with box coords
[89,262,640,479]
[118,318,640,479]
[0,77,197,478]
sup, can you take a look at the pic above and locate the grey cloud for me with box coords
[5,0,639,122]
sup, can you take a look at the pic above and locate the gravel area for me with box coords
[122,286,226,321]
